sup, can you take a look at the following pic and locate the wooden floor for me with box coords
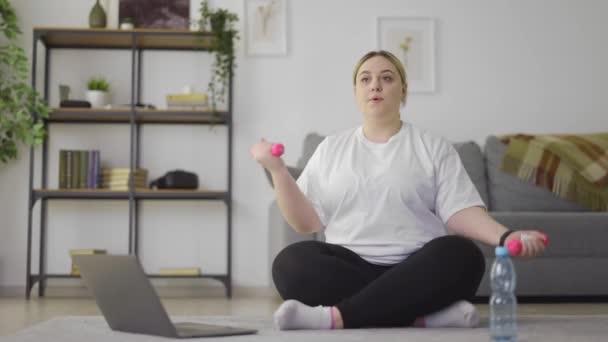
[2,294,608,336]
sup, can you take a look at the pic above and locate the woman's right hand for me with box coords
[504,230,547,258]
[250,138,285,173]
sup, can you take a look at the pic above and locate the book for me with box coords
[101,177,147,184]
[78,151,89,189]
[166,93,209,110]
[65,150,73,189]
[69,249,106,275]
[166,93,208,102]
[167,101,208,107]
[101,172,148,189]
[159,267,201,276]
[71,151,80,189]
[101,168,148,176]
[58,150,101,189]
[70,249,106,254]
[101,174,147,180]
[59,150,67,188]
[166,104,210,110]
[101,182,147,189]
[92,151,100,189]
[87,150,100,189]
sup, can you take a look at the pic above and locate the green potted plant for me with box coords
[119,17,135,30]
[85,76,111,108]
[0,0,50,164]
[198,1,239,113]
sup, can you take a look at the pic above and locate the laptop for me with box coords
[72,254,258,338]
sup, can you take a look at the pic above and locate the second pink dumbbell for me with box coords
[506,233,549,256]
[271,143,284,157]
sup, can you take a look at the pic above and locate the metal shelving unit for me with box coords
[26,27,233,298]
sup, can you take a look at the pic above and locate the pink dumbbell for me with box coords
[271,143,284,157]
[506,233,549,256]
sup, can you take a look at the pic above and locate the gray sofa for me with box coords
[267,133,608,298]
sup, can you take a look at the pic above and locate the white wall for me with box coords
[1,0,606,290]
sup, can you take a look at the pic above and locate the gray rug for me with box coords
[3,315,608,341]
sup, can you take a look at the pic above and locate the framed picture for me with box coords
[119,0,190,29]
[245,0,288,56]
[377,17,436,93]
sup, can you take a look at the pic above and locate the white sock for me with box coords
[423,300,480,328]
[273,299,333,330]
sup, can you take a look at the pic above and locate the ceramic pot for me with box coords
[89,0,107,28]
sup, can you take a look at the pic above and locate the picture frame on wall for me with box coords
[377,16,436,93]
[245,0,288,56]
[118,0,190,29]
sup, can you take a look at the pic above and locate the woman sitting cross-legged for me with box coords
[250,50,546,330]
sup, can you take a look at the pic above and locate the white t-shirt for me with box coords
[296,123,485,265]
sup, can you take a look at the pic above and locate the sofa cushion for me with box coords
[453,141,489,207]
[296,132,325,169]
[485,135,589,212]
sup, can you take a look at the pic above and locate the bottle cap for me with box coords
[495,246,509,257]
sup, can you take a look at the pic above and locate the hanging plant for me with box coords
[198,1,239,114]
[0,0,50,164]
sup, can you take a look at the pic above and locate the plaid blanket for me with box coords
[500,133,608,211]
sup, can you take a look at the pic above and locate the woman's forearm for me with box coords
[446,206,509,246]
[271,167,323,234]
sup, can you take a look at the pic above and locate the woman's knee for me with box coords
[433,235,486,276]
[272,240,322,297]
[273,241,320,274]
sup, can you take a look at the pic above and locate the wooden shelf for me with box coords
[33,189,228,201]
[34,27,215,50]
[48,108,228,124]
[26,26,234,299]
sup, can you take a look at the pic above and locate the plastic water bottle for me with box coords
[489,246,518,342]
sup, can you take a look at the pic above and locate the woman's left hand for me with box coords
[505,230,548,258]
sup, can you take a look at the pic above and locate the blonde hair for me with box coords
[353,50,408,104]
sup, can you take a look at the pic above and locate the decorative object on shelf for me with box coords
[85,76,111,108]
[59,84,92,108]
[0,0,50,164]
[60,100,92,108]
[59,84,70,102]
[149,170,199,189]
[166,85,208,110]
[377,16,436,93]
[245,0,288,56]
[119,17,134,30]
[89,0,107,28]
[103,0,119,29]
[198,0,239,113]
[119,0,189,29]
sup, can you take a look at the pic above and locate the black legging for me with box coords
[272,235,485,328]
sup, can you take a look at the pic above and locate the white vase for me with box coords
[102,0,119,29]
[86,90,110,108]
